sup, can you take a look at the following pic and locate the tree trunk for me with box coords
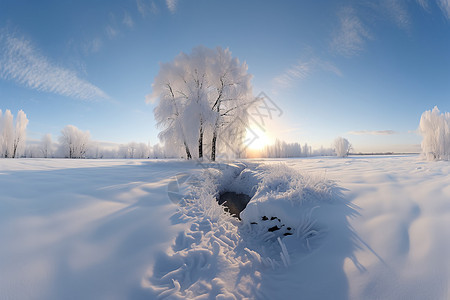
[12,142,17,158]
[184,141,192,160]
[211,101,221,161]
[198,125,203,159]
[211,131,217,161]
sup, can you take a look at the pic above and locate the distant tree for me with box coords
[0,110,3,157]
[0,109,29,158]
[1,109,14,158]
[150,46,253,161]
[12,110,29,158]
[152,143,165,158]
[0,110,2,156]
[116,142,151,159]
[302,143,311,157]
[25,144,40,158]
[40,134,53,158]
[261,139,302,158]
[136,142,151,158]
[87,142,104,159]
[334,137,352,157]
[419,106,450,160]
[59,125,90,158]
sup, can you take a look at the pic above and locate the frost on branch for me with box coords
[419,106,450,161]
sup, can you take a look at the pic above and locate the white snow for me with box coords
[1,155,450,299]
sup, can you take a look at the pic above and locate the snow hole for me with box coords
[216,191,251,220]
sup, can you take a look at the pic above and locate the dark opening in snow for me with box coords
[217,192,251,220]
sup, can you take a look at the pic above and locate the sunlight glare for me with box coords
[246,127,271,150]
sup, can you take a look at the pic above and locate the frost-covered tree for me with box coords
[58,125,90,158]
[12,110,29,158]
[206,48,253,161]
[152,143,165,158]
[40,134,53,158]
[136,142,151,158]
[0,109,29,158]
[149,46,253,161]
[0,110,3,156]
[419,106,450,161]
[334,137,351,157]
[116,142,151,159]
[0,110,2,156]
[262,139,303,158]
[1,109,14,158]
[25,144,41,158]
[313,146,335,157]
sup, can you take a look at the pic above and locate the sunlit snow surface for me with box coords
[1,156,450,299]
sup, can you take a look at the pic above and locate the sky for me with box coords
[1,0,450,153]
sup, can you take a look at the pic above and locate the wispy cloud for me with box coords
[166,0,177,13]
[331,7,371,57]
[273,57,342,88]
[348,130,397,135]
[416,0,430,11]
[123,12,134,28]
[106,25,118,39]
[83,37,103,54]
[438,0,450,19]
[0,30,108,100]
[273,61,311,88]
[381,0,411,30]
[137,0,159,17]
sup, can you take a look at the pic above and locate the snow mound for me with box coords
[143,162,352,298]
[241,163,341,242]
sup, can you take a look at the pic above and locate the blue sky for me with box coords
[1,0,450,152]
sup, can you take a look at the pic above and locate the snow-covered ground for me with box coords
[1,156,449,299]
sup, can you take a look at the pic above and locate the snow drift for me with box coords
[143,162,357,298]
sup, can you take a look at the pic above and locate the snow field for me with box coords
[1,155,450,299]
[0,159,203,300]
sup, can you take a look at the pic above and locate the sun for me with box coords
[246,126,271,150]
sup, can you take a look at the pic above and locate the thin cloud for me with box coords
[273,57,342,88]
[273,61,311,88]
[137,0,159,17]
[331,7,371,57]
[382,0,411,30]
[123,12,134,28]
[416,0,430,11]
[106,25,118,39]
[136,0,147,16]
[0,30,108,100]
[166,0,177,13]
[438,0,450,19]
[348,130,397,136]
[83,37,103,54]
[151,2,159,14]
